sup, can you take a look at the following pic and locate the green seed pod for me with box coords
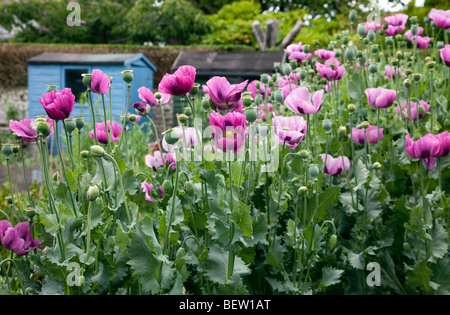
[274,90,284,103]
[74,116,85,130]
[308,164,319,179]
[121,70,134,84]
[260,73,269,85]
[87,185,100,202]
[273,62,281,73]
[1,144,13,157]
[426,61,436,69]
[436,41,444,49]
[367,29,375,42]
[371,44,379,54]
[349,10,357,23]
[64,119,77,134]
[283,64,292,75]
[410,16,418,25]
[322,119,332,133]
[244,107,258,123]
[46,84,58,93]
[184,107,192,117]
[162,179,173,195]
[166,129,180,145]
[129,114,137,122]
[242,95,253,107]
[328,234,337,250]
[344,48,355,61]
[385,37,394,47]
[357,23,366,37]
[82,73,92,88]
[12,145,19,154]
[178,114,189,124]
[342,36,349,45]
[201,96,210,110]
[90,145,105,158]
[403,78,411,89]
[289,60,298,69]
[368,64,378,74]
[190,83,200,96]
[36,122,51,138]
[338,125,347,139]
[185,181,195,196]
[107,236,116,250]
[303,44,310,53]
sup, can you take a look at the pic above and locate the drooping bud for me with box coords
[328,234,337,250]
[298,149,310,160]
[87,185,100,201]
[185,181,195,196]
[162,179,173,195]
[90,145,105,158]
[373,162,381,169]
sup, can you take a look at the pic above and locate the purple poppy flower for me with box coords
[428,8,450,29]
[440,44,450,67]
[203,76,248,111]
[349,125,384,145]
[405,133,440,170]
[140,180,164,202]
[396,100,430,121]
[145,151,176,171]
[320,154,350,176]
[365,87,397,108]
[247,80,271,99]
[39,88,75,121]
[433,131,450,158]
[407,35,431,49]
[9,118,54,142]
[209,111,247,154]
[91,69,111,95]
[272,115,307,150]
[315,58,345,81]
[385,13,409,27]
[158,65,196,96]
[0,220,41,255]
[365,22,381,34]
[137,86,170,106]
[162,127,201,152]
[89,121,122,145]
[133,101,150,116]
[314,49,336,60]
[285,86,324,114]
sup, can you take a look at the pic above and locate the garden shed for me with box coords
[170,50,284,125]
[27,52,157,122]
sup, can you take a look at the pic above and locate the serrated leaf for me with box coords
[320,267,344,287]
[429,220,449,263]
[354,160,369,191]
[204,245,250,285]
[407,260,432,293]
[348,251,365,270]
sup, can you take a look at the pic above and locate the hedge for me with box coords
[0,43,253,88]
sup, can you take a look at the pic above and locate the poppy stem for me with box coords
[227,159,236,281]
[5,157,16,222]
[87,90,98,145]
[101,94,112,151]
[18,140,32,203]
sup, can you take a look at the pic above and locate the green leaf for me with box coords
[320,267,344,287]
[231,202,253,238]
[204,245,250,285]
[429,220,449,263]
[354,160,369,191]
[407,260,432,293]
[347,251,365,270]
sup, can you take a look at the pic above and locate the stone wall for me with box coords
[0,86,28,125]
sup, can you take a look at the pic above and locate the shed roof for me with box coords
[171,50,285,76]
[27,52,157,71]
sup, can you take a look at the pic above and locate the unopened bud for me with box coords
[82,74,92,88]
[90,145,105,158]
[87,185,100,201]
[322,119,332,133]
[348,104,356,113]
[298,149,310,160]
[338,125,347,139]
[361,121,370,129]
[298,186,308,196]
[373,162,381,169]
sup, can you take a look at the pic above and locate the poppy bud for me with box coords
[201,96,210,110]
[418,104,426,116]
[78,275,85,286]
[162,179,173,195]
[121,70,134,84]
[176,247,186,259]
[303,44,310,53]
[129,114,137,122]
[403,242,411,252]
[385,37,393,47]
[368,64,377,74]
[107,236,116,250]
[328,234,337,250]
[283,64,292,75]
[345,48,355,61]
[298,149,310,160]
[185,181,195,196]
[87,185,100,201]
[373,162,381,169]
[81,150,89,159]
[361,121,370,129]
[368,29,375,42]
[348,104,356,113]
[178,114,189,124]
[298,186,308,196]
[90,145,105,158]
[184,107,192,117]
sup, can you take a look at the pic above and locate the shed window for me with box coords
[65,69,88,102]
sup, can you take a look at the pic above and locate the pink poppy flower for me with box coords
[315,58,345,81]
[138,86,170,106]
[349,125,384,145]
[365,87,397,108]
[158,65,196,96]
[314,49,336,60]
[89,121,122,145]
[9,118,53,142]
[203,76,248,111]
[428,8,450,29]
[39,88,75,120]
[91,69,111,95]
[247,80,271,99]
[0,220,41,255]
[145,150,176,171]
[209,111,247,154]
[272,115,307,150]
[440,44,450,67]
[396,100,430,120]
[285,86,324,114]
[320,154,350,176]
